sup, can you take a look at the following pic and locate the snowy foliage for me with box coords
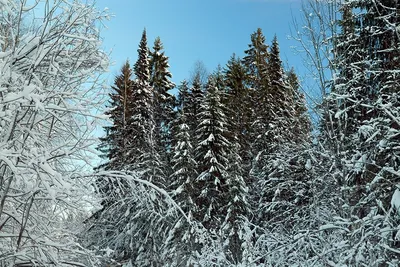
[0,0,109,265]
[194,78,231,229]
[318,0,400,264]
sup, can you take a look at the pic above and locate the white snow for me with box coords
[391,187,400,212]
[305,159,312,170]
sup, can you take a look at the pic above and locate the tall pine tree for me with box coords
[149,37,176,167]
[127,29,165,187]
[186,74,204,149]
[193,77,231,230]
[95,61,134,207]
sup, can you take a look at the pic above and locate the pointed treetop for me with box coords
[177,80,190,110]
[243,28,269,88]
[153,36,164,52]
[287,67,299,90]
[134,29,150,83]
[225,53,247,92]
[269,34,284,85]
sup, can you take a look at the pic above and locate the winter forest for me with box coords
[1,0,400,266]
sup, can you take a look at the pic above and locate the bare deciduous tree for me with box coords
[189,60,208,86]
[290,0,340,108]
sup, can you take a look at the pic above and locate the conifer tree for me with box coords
[134,29,150,83]
[149,37,176,165]
[111,30,168,265]
[223,137,249,264]
[268,35,285,86]
[170,81,197,214]
[98,61,134,171]
[127,29,152,168]
[170,109,197,214]
[261,35,295,148]
[96,61,134,207]
[247,34,312,236]
[242,28,270,89]
[193,77,230,229]
[127,29,164,187]
[223,56,253,237]
[286,68,311,143]
[186,74,204,148]
[224,54,252,168]
[241,29,271,156]
[170,80,190,152]
[176,80,190,112]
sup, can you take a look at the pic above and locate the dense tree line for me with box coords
[87,25,311,265]
[3,0,399,266]
[86,1,400,266]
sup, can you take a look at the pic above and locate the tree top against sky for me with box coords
[95,0,303,86]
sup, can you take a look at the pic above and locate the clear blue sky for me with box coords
[95,0,304,87]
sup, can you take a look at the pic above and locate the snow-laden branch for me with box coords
[94,170,191,224]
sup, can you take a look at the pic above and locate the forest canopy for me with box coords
[1,0,400,266]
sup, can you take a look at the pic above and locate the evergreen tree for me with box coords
[96,61,134,207]
[224,54,253,171]
[170,109,197,215]
[98,60,134,171]
[248,34,312,240]
[261,35,296,148]
[127,29,157,178]
[242,28,271,157]
[186,74,204,148]
[134,29,150,83]
[116,31,165,204]
[176,80,190,112]
[268,35,285,86]
[115,30,168,265]
[165,81,199,266]
[286,68,311,143]
[242,28,270,89]
[149,37,176,166]
[194,77,231,229]
[223,137,249,264]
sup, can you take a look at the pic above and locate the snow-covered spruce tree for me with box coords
[222,137,249,264]
[164,107,198,265]
[259,35,303,149]
[98,61,134,170]
[170,80,190,152]
[193,77,231,230]
[318,1,400,264]
[241,28,270,155]
[149,37,176,168]
[170,82,197,215]
[122,29,169,265]
[268,35,285,86]
[128,29,164,186]
[0,0,109,265]
[249,35,312,236]
[186,74,204,148]
[95,61,134,208]
[224,54,252,172]
[286,67,311,143]
[242,28,270,91]
[176,80,191,112]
